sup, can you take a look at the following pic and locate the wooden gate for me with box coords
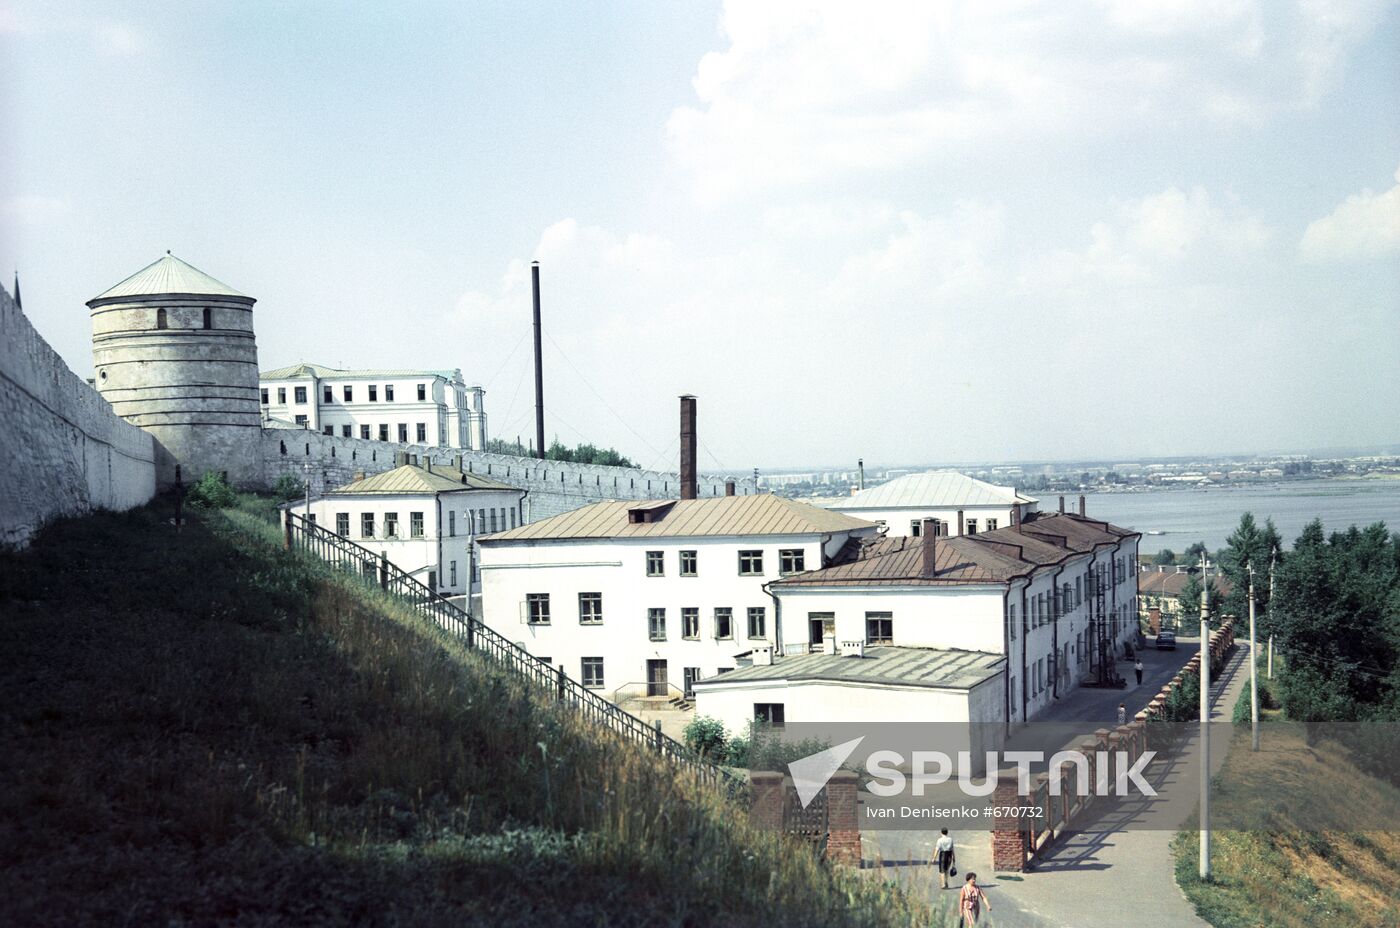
[784,782,828,850]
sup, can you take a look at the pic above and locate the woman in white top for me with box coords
[935,828,955,889]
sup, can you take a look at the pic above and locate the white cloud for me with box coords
[2,194,73,227]
[668,0,1393,202]
[95,22,148,56]
[1300,163,1400,262]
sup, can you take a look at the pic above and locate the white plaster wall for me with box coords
[829,503,1024,537]
[1,289,157,547]
[774,585,1010,654]
[477,532,864,697]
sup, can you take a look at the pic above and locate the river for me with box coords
[1070,478,1400,555]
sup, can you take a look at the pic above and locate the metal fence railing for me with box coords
[280,511,744,796]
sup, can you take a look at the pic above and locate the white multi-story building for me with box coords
[259,363,487,449]
[475,494,878,700]
[297,456,524,596]
[826,470,1038,537]
[693,507,1140,743]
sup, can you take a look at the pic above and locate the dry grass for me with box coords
[0,497,930,926]
[1173,724,1400,928]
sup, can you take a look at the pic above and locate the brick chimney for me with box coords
[725,479,736,497]
[1058,495,1065,514]
[352,470,365,483]
[921,518,938,577]
[679,395,697,500]
[1011,506,1022,532]
[1078,494,1086,516]
[957,509,965,535]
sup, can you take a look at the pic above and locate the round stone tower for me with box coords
[88,252,262,487]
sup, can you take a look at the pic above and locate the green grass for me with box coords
[0,496,930,926]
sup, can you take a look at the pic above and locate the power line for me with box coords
[540,327,667,461]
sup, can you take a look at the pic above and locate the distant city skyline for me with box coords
[3,1,1398,469]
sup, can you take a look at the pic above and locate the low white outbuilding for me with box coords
[826,471,1038,538]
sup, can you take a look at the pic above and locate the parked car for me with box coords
[1156,628,1177,650]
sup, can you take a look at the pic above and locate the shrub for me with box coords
[186,471,238,509]
[683,716,728,763]
[271,473,304,502]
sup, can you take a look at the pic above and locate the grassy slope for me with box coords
[1172,682,1400,928]
[0,499,932,927]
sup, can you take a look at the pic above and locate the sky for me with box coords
[2,1,1398,472]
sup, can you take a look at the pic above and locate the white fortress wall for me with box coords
[0,288,157,547]
[260,430,757,520]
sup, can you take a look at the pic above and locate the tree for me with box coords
[1152,549,1177,566]
[1180,541,1209,566]
[1219,513,1285,619]
[1178,571,1221,626]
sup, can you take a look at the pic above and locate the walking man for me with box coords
[935,828,955,890]
[1134,657,1144,686]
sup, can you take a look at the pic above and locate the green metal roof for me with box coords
[89,252,249,303]
[327,464,519,496]
[259,362,461,381]
[694,646,1005,691]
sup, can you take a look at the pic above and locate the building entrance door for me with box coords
[646,659,668,697]
[809,613,835,651]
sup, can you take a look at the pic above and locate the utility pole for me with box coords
[1268,547,1276,679]
[531,261,545,460]
[1249,561,1259,751]
[1199,552,1211,880]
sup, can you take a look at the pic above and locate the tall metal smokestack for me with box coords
[858,458,865,491]
[531,261,545,460]
[1078,494,1086,516]
[1059,495,1065,514]
[679,395,697,500]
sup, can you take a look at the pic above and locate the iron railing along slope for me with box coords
[280,511,743,795]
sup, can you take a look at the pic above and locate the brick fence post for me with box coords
[991,770,1027,872]
[825,770,861,867]
[750,772,784,834]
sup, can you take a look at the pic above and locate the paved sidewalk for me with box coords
[867,643,1252,928]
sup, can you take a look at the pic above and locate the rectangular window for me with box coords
[384,512,398,537]
[646,550,664,576]
[489,509,498,532]
[322,425,333,435]
[369,385,378,402]
[754,703,785,729]
[335,513,349,537]
[410,512,424,538]
[866,612,894,644]
[779,548,806,574]
[966,519,979,535]
[260,388,269,405]
[987,518,999,531]
[277,387,286,404]
[385,385,395,402]
[450,560,457,586]
[417,383,427,401]
[683,667,701,697]
[361,513,374,538]
[910,519,923,537]
[582,657,604,687]
[341,425,351,437]
[579,592,603,624]
[294,415,307,426]
[682,607,700,639]
[747,606,766,638]
[323,385,332,403]
[738,550,764,576]
[448,511,456,537]
[378,424,389,441]
[477,509,486,535]
[526,593,550,624]
[648,607,667,641]
[344,385,353,402]
[714,607,733,639]
[294,386,307,404]
[416,423,426,443]
[360,425,371,439]
[510,510,517,528]
[1009,603,1017,639]
[679,550,698,576]
[397,423,408,443]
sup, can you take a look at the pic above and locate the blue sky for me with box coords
[3,1,1398,470]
